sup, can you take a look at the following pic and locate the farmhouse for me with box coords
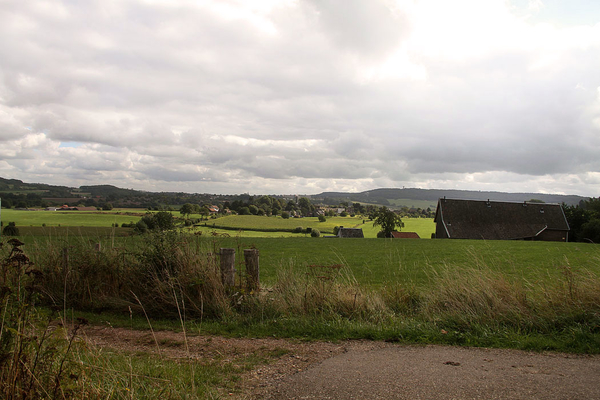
[434,198,570,241]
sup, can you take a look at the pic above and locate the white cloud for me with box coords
[0,0,599,196]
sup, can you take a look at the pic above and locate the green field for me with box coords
[1,209,146,227]
[201,215,435,238]
[1,209,436,238]
[196,237,600,287]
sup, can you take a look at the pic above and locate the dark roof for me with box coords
[391,231,420,239]
[435,199,569,240]
[337,228,364,238]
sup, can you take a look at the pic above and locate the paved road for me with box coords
[263,345,600,400]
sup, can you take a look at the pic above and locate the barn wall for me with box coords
[536,230,568,242]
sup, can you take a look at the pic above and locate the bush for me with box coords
[318,215,326,222]
[136,211,174,232]
[281,211,290,219]
[311,229,320,237]
[333,226,340,235]
[293,226,303,233]
[581,218,600,243]
[2,222,19,236]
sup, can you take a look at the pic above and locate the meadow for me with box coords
[2,209,600,398]
[194,214,435,238]
[2,209,437,238]
[1,208,145,227]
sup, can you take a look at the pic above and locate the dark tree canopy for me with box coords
[373,207,404,238]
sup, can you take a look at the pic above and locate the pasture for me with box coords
[199,236,600,287]
[197,214,436,238]
[2,212,599,400]
[1,209,437,238]
[1,208,145,227]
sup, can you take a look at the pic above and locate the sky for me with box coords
[1,0,600,196]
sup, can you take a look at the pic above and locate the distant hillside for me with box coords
[313,188,587,208]
[0,177,590,209]
[78,185,145,198]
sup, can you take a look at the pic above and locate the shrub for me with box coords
[2,222,19,236]
[281,211,290,219]
[311,229,320,237]
[333,226,340,235]
[318,215,326,222]
[0,239,88,398]
[293,226,303,233]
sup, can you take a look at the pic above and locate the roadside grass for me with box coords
[76,347,260,399]
[2,232,599,398]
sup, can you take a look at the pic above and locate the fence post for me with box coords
[62,247,69,277]
[244,249,260,292]
[220,248,236,287]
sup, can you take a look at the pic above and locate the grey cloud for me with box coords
[0,1,599,196]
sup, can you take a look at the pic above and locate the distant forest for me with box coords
[0,177,589,210]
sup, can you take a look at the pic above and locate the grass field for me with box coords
[201,215,436,238]
[196,236,600,287]
[1,209,437,238]
[2,209,599,398]
[1,208,147,227]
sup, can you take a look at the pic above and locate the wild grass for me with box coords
[1,232,600,397]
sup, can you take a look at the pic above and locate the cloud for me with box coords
[0,0,599,196]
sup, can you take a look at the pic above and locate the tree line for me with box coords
[562,197,600,243]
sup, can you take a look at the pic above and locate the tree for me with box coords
[137,211,174,232]
[373,207,404,238]
[239,207,251,215]
[318,215,326,222]
[281,211,290,219]
[180,203,195,218]
[200,205,210,219]
[2,222,19,236]
[581,219,600,243]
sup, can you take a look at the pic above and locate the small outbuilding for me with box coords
[337,227,364,238]
[434,198,569,241]
[391,231,420,239]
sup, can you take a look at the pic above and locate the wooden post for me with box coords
[220,248,236,286]
[244,249,260,292]
[95,243,101,252]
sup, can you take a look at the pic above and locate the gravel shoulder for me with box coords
[82,327,600,400]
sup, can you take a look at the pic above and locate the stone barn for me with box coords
[434,198,570,241]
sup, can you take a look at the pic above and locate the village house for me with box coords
[434,198,570,241]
